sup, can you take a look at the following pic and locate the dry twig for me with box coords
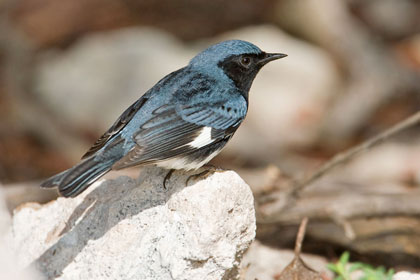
[277,217,323,280]
[292,111,420,196]
[295,217,308,256]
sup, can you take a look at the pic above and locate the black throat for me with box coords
[217,53,265,100]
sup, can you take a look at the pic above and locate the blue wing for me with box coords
[112,92,247,170]
[81,97,148,159]
[176,94,247,130]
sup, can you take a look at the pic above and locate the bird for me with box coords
[41,39,287,197]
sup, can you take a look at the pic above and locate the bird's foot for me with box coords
[186,165,225,185]
[163,169,175,190]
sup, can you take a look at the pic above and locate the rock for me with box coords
[240,241,331,280]
[0,186,41,280]
[7,167,256,280]
[2,182,58,212]
[0,186,10,235]
[393,272,420,280]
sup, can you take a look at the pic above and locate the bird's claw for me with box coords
[163,169,175,190]
[186,165,224,185]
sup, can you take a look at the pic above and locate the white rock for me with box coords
[0,185,10,235]
[7,167,256,280]
[393,272,420,280]
[0,186,41,280]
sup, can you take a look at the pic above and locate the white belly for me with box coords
[155,149,221,171]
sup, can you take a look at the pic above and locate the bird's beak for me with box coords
[258,53,288,65]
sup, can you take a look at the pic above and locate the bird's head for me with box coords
[189,40,287,94]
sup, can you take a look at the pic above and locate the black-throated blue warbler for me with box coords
[41,40,287,197]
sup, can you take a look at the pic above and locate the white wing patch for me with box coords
[188,126,214,148]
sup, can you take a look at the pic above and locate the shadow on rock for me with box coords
[33,167,187,278]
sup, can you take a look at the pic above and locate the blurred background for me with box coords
[1,0,420,277]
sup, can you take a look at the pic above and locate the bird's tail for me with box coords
[41,157,114,197]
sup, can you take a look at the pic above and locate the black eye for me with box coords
[240,56,251,67]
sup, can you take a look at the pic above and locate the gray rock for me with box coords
[7,167,256,280]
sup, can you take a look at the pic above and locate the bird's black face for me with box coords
[218,52,287,98]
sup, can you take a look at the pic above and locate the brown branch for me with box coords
[295,217,308,256]
[292,111,420,196]
[259,189,420,224]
